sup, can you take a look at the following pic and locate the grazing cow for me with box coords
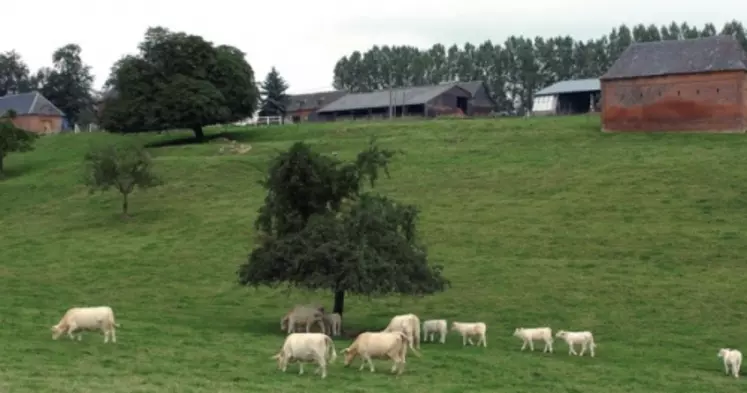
[383,313,421,349]
[555,330,596,357]
[422,319,448,344]
[513,327,553,353]
[51,306,119,343]
[323,313,342,336]
[342,331,421,375]
[451,322,487,347]
[718,348,743,378]
[280,305,326,335]
[271,333,337,379]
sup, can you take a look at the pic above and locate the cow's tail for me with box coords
[401,332,421,357]
[326,335,337,363]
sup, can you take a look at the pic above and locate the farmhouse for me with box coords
[0,91,65,134]
[600,35,747,132]
[315,83,473,121]
[532,78,600,116]
[286,90,347,123]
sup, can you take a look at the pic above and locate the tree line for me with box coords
[331,20,747,113]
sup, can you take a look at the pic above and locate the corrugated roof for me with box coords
[534,78,600,96]
[601,35,747,80]
[317,84,468,113]
[0,91,64,116]
[287,90,347,112]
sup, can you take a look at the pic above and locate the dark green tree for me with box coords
[0,51,33,96]
[259,67,290,120]
[237,139,449,315]
[83,141,162,217]
[100,26,259,140]
[36,44,95,126]
[0,110,38,177]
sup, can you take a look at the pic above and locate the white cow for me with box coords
[555,330,596,357]
[383,313,421,349]
[280,305,326,335]
[51,306,119,343]
[513,327,553,353]
[718,348,743,378]
[450,322,487,347]
[422,319,448,344]
[323,313,342,336]
[342,331,420,375]
[271,333,337,379]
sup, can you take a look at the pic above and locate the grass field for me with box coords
[3,115,747,392]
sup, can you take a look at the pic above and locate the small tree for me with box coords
[0,110,38,178]
[237,139,449,315]
[83,142,162,217]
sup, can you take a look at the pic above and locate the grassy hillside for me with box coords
[2,115,747,393]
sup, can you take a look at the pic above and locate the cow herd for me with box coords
[48,304,744,380]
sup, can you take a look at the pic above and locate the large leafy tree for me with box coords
[259,67,290,120]
[0,110,38,178]
[238,140,449,315]
[35,44,95,126]
[0,51,32,96]
[100,26,259,140]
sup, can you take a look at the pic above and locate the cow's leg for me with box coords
[580,342,587,357]
[521,340,527,351]
[298,362,304,375]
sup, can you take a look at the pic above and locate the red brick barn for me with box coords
[0,91,64,134]
[600,35,747,132]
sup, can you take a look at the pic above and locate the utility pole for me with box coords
[388,75,393,119]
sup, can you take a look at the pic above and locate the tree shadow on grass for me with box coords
[145,130,262,148]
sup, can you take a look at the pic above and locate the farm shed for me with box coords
[453,80,498,115]
[600,35,747,132]
[286,90,347,123]
[0,91,64,134]
[315,84,472,121]
[532,78,600,116]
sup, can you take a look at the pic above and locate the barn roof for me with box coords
[534,78,600,96]
[287,90,347,112]
[317,84,470,113]
[601,35,747,80]
[0,91,64,117]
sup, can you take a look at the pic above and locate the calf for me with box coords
[323,313,342,336]
[718,348,742,378]
[451,322,487,347]
[51,306,119,343]
[513,327,553,353]
[271,333,337,379]
[342,331,421,375]
[555,330,596,357]
[422,319,447,344]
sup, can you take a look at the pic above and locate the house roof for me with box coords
[287,90,347,112]
[317,84,470,113]
[534,78,600,96]
[0,91,65,117]
[601,35,747,80]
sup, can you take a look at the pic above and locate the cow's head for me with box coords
[341,347,358,366]
[50,324,64,340]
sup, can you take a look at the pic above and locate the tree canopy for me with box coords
[259,67,290,119]
[34,44,95,126]
[237,140,449,315]
[0,110,38,177]
[100,26,259,140]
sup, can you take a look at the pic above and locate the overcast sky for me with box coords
[4,0,745,94]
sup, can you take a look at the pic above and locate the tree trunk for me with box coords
[192,125,205,140]
[121,192,129,217]
[0,155,4,178]
[333,290,345,316]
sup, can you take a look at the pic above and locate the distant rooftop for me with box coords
[317,84,470,113]
[534,78,600,96]
[0,91,64,117]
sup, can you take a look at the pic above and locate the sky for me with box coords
[4,0,746,94]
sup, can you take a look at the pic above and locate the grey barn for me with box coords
[532,78,601,116]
